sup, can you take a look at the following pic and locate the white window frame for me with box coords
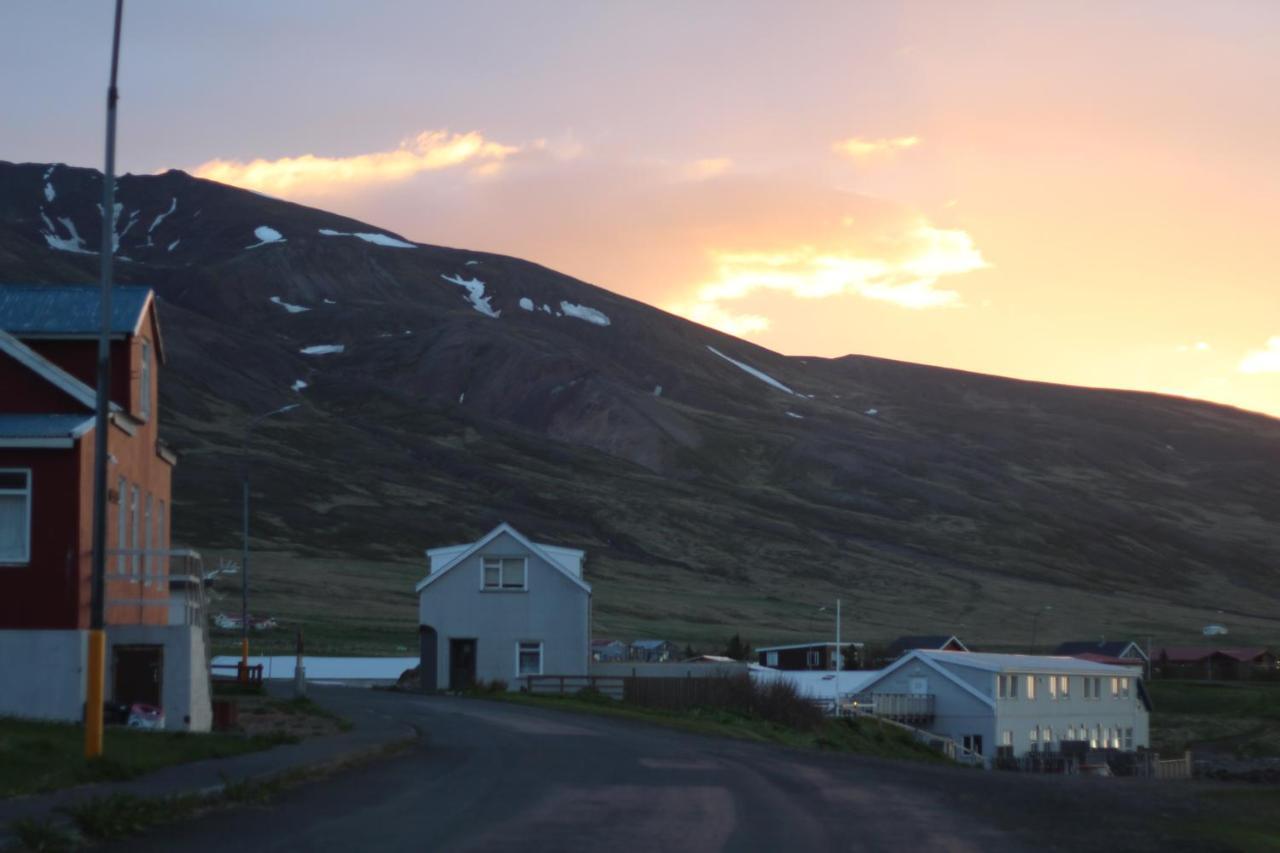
[1058,675,1070,698]
[1119,676,1130,698]
[1000,730,1013,747]
[1026,675,1036,700]
[481,556,528,591]
[0,469,32,565]
[1124,727,1134,750]
[516,640,543,677]
[1044,726,1054,746]
[115,476,127,574]
[1048,675,1058,700]
[806,649,821,668]
[130,485,140,577]
[139,339,152,420]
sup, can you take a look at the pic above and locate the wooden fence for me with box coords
[1151,751,1193,780]
[522,675,625,701]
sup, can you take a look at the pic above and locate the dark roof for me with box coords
[887,635,964,655]
[1054,640,1146,660]
[0,284,152,336]
[0,414,94,438]
[1157,646,1273,663]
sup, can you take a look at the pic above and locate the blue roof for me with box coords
[0,414,94,439]
[0,284,152,336]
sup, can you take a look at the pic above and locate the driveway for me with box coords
[109,687,1215,853]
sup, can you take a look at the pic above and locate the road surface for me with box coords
[110,687,1209,852]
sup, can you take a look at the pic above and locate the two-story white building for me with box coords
[415,523,591,691]
[856,650,1151,762]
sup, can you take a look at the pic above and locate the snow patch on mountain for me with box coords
[42,166,55,202]
[518,297,534,311]
[465,260,479,266]
[785,411,804,419]
[706,346,795,395]
[318,228,415,249]
[291,379,309,392]
[300,345,344,355]
[247,226,285,249]
[149,198,177,233]
[441,273,500,318]
[40,211,93,254]
[167,239,180,252]
[865,408,879,416]
[560,301,610,326]
[270,296,310,314]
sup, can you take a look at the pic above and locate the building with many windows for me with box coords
[416,523,591,690]
[0,284,210,730]
[855,650,1150,765]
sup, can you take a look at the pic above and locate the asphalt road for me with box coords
[109,687,1213,853]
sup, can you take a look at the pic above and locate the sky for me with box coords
[4,1,1279,417]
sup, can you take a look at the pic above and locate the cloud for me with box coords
[666,219,988,335]
[1239,337,1280,374]
[682,157,733,181]
[1175,341,1212,353]
[832,135,921,159]
[191,130,520,195]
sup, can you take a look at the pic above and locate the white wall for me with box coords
[107,624,212,732]
[0,630,87,722]
[987,672,1149,756]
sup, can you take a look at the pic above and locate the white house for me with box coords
[415,523,591,691]
[855,650,1151,763]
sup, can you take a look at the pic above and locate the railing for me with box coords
[211,662,264,687]
[104,548,205,626]
[523,675,625,701]
[855,692,936,723]
[1152,751,1193,780]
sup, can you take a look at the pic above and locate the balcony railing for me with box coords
[854,692,936,723]
[104,547,206,626]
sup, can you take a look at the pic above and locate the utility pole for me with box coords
[86,0,125,760]
[835,598,842,712]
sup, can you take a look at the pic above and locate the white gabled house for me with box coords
[855,650,1151,764]
[415,523,591,691]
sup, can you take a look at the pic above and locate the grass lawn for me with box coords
[474,690,950,764]
[1181,788,1280,851]
[1148,680,1280,758]
[0,718,293,799]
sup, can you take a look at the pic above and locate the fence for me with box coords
[1151,751,1193,780]
[523,675,625,701]
[854,692,936,724]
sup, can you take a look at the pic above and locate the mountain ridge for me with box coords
[2,159,1277,652]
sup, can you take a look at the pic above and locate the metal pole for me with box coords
[239,404,299,678]
[86,0,124,760]
[835,598,841,712]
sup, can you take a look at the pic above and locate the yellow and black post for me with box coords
[86,0,125,759]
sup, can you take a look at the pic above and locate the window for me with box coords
[1067,725,1076,741]
[144,493,153,584]
[1090,676,1101,699]
[1049,675,1058,700]
[998,675,1006,698]
[1089,726,1098,748]
[1124,727,1134,750]
[1000,730,1013,747]
[116,476,127,574]
[1084,677,1092,699]
[1044,726,1053,746]
[1110,677,1118,698]
[765,651,778,667]
[130,485,140,576]
[1030,725,1040,744]
[482,557,527,590]
[1119,677,1130,698]
[139,339,151,420]
[998,674,1019,699]
[1058,675,1070,697]
[0,470,32,564]
[517,641,542,676]
[806,649,821,668]
[1026,675,1037,700]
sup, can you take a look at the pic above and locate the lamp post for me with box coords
[1030,605,1053,654]
[240,403,299,677]
[819,599,845,713]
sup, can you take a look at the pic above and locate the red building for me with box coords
[0,284,208,729]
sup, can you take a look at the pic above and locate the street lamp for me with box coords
[240,403,299,677]
[1030,605,1053,654]
[819,599,845,711]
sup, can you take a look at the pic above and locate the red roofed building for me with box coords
[1153,646,1276,680]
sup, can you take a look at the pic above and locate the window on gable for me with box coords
[517,641,542,676]
[140,339,151,420]
[483,557,527,590]
[0,470,32,564]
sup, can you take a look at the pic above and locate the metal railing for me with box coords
[855,692,936,723]
[104,547,205,625]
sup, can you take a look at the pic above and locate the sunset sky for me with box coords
[4,1,1279,416]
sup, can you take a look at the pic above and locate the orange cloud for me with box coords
[1239,337,1280,374]
[832,135,921,159]
[666,219,988,336]
[682,157,733,180]
[191,130,519,195]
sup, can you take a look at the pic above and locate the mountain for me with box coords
[2,159,1278,653]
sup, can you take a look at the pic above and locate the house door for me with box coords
[113,645,162,707]
[449,638,477,690]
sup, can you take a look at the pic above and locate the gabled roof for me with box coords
[0,329,97,409]
[415,522,591,594]
[858,650,995,709]
[1053,640,1148,662]
[886,634,968,656]
[0,284,153,336]
[1156,646,1272,663]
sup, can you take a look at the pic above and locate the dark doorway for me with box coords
[449,638,477,690]
[113,644,162,707]
[419,625,438,693]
